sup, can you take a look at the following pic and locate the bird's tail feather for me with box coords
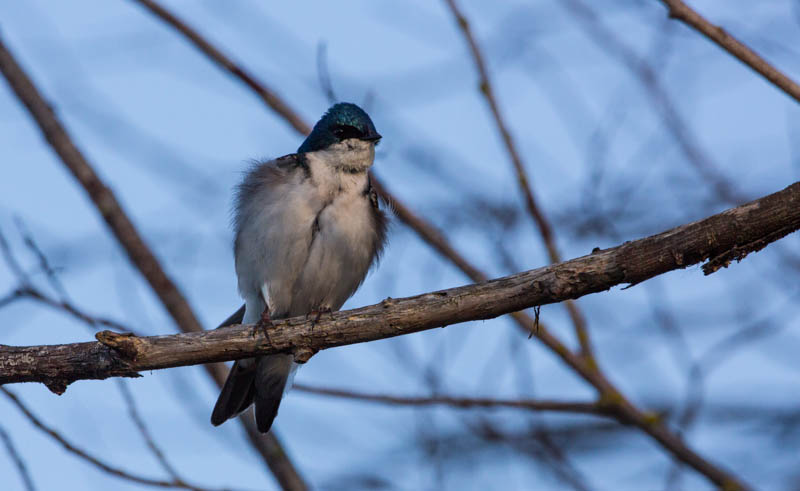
[209,305,292,433]
[210,305,253,427]
[210,358,257,426]
[254,354,293,432]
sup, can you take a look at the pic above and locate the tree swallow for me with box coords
[211,103,388,432]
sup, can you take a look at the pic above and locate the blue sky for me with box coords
[1,1,799,489]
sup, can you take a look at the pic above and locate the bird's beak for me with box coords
[362,130,382,143]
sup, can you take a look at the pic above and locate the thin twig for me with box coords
[0,388,229,491]
[14,218,70,301]
[116,380,182,481]
[0,35,205,340]
[0,423,36,491]
[0,32,306,491]
[113,0,769,484]
[0,225,131,332]
[471,418,591,491]
[5,181,798,393]
[442,0,595,360]
[660,0,800,105]
[129,0,311,135]
[8,3,766,488]
[0,226,29,284]
[2,232,189,485]
[316,42,337,104]
[294,384,607,416]
[563,0,747,206]
[440,0,555,260]
[18,286,133,333]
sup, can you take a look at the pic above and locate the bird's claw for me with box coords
[253,308,275,343]
[306,307,333,331]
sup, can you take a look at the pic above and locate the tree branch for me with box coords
[0,36,204,341]
[116,380,182,482]
[442,0,595,360]
[3,181,797,388]
[4,179,795,490]
[1,388,227,491]
[0,33,306,491]
[294,384,607,416]
[129,0,312,135]
[0,423,35,491]
[3,3,789,488]
[565,0,747,205]
[660,0,800,105]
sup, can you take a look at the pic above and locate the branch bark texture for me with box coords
[443,0,595,360]
[0,34,306,491]
[3,181,797,387]
[3,3,795,489]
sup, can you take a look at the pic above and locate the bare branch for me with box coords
[129,0,311,135]
[294,384,607,416]
[440,0,554,259]
[0,227,28,284]
[14,219,70,301]
[442,0,595,360]
[3,181,796,389]
[0,225,133,333]
[19,286,133,333]
[4,179,794,490]
[563,0,747,205]
[1,3,788,488]
[0,423,35,491]
[316,42,338,104]
[660,0,800,105]
[0,32,305,491]
[0,34,204,341]
[0,388,229,491]
[116,380,182,481]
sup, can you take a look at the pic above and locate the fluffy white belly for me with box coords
[286,178,376,315]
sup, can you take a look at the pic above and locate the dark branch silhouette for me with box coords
[2,3,797,490]
[294,384,607,416]
[1,388,229,491]
[0,33,306,491]
[443,0,595,360]
[3,180,797,389]
[660,0,800,105]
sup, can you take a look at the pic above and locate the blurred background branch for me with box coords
[1,0,799,489]
[443,0,596,362]
[0,31,306,491]
[660,0,800,104]
[1,387,228,491]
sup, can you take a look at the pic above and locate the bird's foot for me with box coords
[254,308,275,343]
[306,307,333,331]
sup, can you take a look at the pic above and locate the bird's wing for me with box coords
[365,174,389,264]
[233,153,316,318]
[215,304,245,328]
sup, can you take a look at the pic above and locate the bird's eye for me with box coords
[331,125,364,140]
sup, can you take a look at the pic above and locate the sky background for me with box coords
[1,0,799,490]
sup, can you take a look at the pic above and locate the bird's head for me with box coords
[298,103,381,154]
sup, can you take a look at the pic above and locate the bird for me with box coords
[210,102,388,433]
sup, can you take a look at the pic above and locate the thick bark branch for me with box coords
[2,181,797,389]
[443,0,595,360]
[0,32,305,491]
[1,5,795,488]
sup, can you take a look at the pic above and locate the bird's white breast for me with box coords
[279,145,378,315]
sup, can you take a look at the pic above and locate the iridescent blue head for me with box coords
[298,102,381,153]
